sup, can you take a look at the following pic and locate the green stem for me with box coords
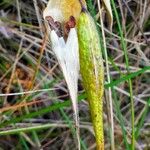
[111,0,135,149]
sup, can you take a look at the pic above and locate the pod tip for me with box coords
[79,0,87,13]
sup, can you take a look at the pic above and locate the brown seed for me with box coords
[45,16,54,22]
[45,16,63,37]
[64,16,76,35]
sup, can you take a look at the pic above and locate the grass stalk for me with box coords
[111,0,135,149]
[97,1,114,149]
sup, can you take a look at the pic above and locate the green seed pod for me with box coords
[77,10,104,150]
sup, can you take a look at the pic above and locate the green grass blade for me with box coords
[0,94,85,128]
[105,66,150,88]
[19,135,30,150]
[110,0,135,149]
[135,98,150,140]
[112,87,130,149]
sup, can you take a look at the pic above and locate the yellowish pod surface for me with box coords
[77,11,104,150]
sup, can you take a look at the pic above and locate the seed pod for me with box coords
[77,10,104,150]
[43,0,86,24]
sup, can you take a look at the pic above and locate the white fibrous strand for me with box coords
[50,29,80,130]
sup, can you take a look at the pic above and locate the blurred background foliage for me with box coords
[0,0,150,149]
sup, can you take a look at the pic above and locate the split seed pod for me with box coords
[77,10,104,150]
[43,1,86,149]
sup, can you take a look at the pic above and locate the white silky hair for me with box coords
[43,0,64,22]
[50,28,80,149]
[43,1,80,148]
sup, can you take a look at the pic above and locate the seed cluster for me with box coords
[45,15,76,38]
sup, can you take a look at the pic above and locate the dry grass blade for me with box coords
[101,0,113,30]
[0,0,150,149]
[97,0,114,149]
